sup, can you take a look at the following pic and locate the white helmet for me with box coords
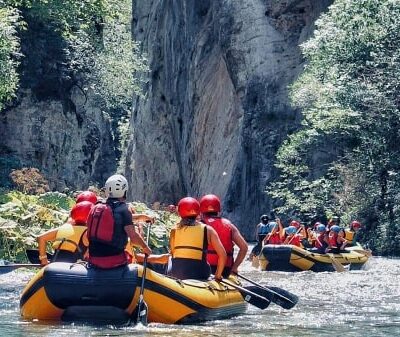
[104,174,128,198]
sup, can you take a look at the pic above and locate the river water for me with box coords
[1,256,399,337]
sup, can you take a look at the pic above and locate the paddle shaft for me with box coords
[235,273,298,309]
[136,222,152,324]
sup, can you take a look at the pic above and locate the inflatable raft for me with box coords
[259,244,369,272]
[20,262,247,324]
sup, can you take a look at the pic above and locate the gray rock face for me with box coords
[0,18,116,190]
[0,88,116,191]
[125,0,332,237]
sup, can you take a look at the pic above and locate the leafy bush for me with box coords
[0,191,178,262]
[38,192,75,210]
[9,167,50,194]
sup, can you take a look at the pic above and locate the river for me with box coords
[1,256,399,337]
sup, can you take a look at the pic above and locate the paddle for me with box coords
[135,222,152,325]
[234,273,298,309]
[26,249,53,264]
[220,279,271,310]
[0,263,41,275]
[327,253,346,272]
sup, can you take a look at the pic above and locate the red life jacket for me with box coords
[203,216,234,268]
[267,232,281,244]
[87,202,127,268]
[286,234,301,247]
[315,233,326,249]
[329,233,339,248]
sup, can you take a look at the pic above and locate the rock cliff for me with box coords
[126,0,333,237]
[0,15,116,190]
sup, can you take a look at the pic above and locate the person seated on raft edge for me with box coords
[86,174,152,269]
[168,197,227,281]
[248,213,272,261]
[199,194,248,278]
[344,220,362,246]
[326,225,348,254]
[37,200,95,266]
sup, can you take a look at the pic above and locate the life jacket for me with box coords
[87,201,128,268]
[285,234,302,247]
[258,223,270,235]
[315,233,326,249]
[170,223,208,261]
[328,232,339,248]
[52,225,87,257]
[345,229,354,242]
[203,216,234,268]
[266,232,281,245]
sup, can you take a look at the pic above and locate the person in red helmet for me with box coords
[199,194,248,278]
[37,201,94,266]
[345,220,362,245]
[168,197,227,281]
[76,190,98,204]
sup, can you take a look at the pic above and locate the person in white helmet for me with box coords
[86,174,152,269]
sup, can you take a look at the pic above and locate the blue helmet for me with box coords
[285,226,297,235]
[330,225,341,233]
[268,222,278,231]
[316,224,326,233]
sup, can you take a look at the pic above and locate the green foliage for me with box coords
[0,191,176,262]
[38,191,75,210]
[0,190,69,262]
[270,0,400,255]
[0,4,21,110]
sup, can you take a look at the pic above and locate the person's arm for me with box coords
[124,225,152,255]
[207,226,227,280]
[37,229,58,266]
[132,213,154,223]
[136,253,170,264]
[230,225,248,274]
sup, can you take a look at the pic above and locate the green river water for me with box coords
[0,256,399,337]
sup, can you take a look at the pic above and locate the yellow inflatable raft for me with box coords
[20,262,247,324]
[259,244,370,272]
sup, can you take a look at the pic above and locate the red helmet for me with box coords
[351,221,361,229]
[70,201,94,224]
[178,197,200,218]
[76,191,97,204]
[199,194,221,213]
[290,220,301,229]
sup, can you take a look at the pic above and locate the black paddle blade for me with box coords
[220,280,270,310]
[137,299,148,325]
[249,285,299,309]
[242,287,271,309]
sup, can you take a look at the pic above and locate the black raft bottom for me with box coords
[62,306,130,325]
